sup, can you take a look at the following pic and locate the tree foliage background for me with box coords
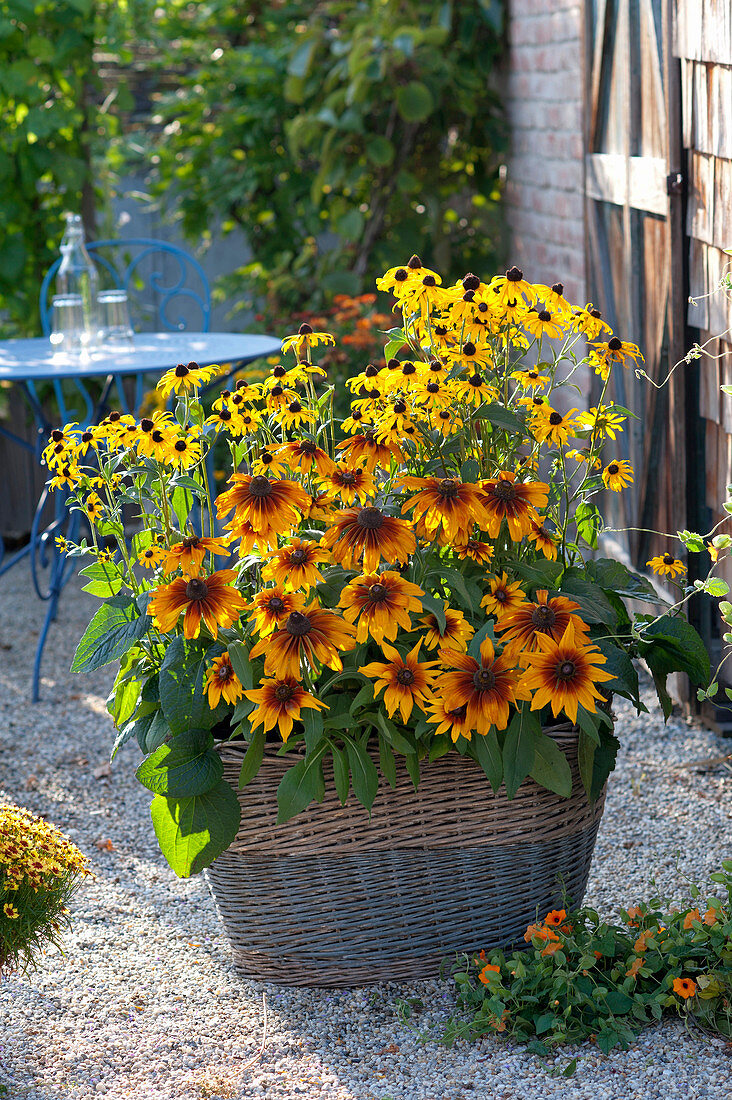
[0,0,506,336]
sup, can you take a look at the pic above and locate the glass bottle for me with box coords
[56,213,99,354]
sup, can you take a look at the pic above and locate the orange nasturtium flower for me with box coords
[149,570,247,640]
[672,977,697,1000]
[478,963,501,984]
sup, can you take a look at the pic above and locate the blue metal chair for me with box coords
[11,239,213,700]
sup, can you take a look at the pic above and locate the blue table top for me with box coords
[0,332,281,382]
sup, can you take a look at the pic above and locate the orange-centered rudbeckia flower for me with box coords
[480,572,527,620]
[479,472,549,540]
[245,676,328,742]
[249,603,356,677]
[164,534,231,576]
[204,652,244,707]
[261,538,330,592]
[359,639,438,723]
[321,506,416,573]
[419,607,474,652]
[245,587,305,637]
[519,622,615,725]
[149,569,246,640]
[338,571,423,643]
[495,589,590,661]
[398,476,490,544]
[215,474,309,539]
[437,638,527,734]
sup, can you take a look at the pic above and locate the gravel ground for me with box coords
[1,561,732,1100]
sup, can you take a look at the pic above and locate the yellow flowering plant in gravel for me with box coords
[47,260,712,877]
[0,804,91,975]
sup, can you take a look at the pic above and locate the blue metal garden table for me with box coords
[0,331,281,700]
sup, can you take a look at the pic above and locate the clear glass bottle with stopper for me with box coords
[54,213,99,355]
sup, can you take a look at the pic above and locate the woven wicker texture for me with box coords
[205,727,606,987]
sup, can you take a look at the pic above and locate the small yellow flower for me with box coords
[602,459,634,491]
[157,361,219,398]
[3,903,19,919]
[281,324,335,358]
[647,553,686,578]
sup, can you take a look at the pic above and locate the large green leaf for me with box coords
[71,594,150,673]
[344,737,379,812]
[237,728,265,789]
[586,558,660,602]
[471,729,503,793]
[136,729,222,797]
[594,638,640,705]
[396,80,434,121]
[559,574,618,626]
[276,745,327,823]
[528,731,572,797]
[159,638,228,734]
[475,402,525,434]
[79,560,122,597]
[637,615,710,685]
[502,707,539,799]
[150,779,241,878]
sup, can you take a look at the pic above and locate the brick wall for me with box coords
[505,0,586,305]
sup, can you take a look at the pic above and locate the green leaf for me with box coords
[136,729,223,797]
[589,728,620,800]
[331,744,350,805]
[139,710,172,754]
[574,502,601,549]
[586,559,660,602]
[404,749,420,789]
[71,594,150,673]
[150,780,241,877]
[79,560,122,597]
[344,738,379,812]
[529,732,572,797]
[604,990,634,1014]
[475,402,525,434]
[395,81,434,122]
[468,618,496,658]
[637,615,710,685]
[276,745,327,824]
[594,638,640,705]
[512,559,563,588]
[227,641,254,690]
[419,592,447,634]
[238,728,265,788]
[559,574,617,625]
[502,707,539,799]
[375,711,415,754]
[302,706,325,751]
[159,638,229,735]
[534,1012,557,1036]
[471,730,503,793]
[366,135,394,166]
[379,736,397,789]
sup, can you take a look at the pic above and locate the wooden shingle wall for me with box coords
[675,1,732,590]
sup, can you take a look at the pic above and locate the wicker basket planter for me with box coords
[205,724,606,987]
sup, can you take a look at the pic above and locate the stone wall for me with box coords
[505,0,586,305]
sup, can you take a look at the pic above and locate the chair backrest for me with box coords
[40,238,211,335]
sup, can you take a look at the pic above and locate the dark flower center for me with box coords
[298,322,313,335]
[393,400,407,414]
[495,589,507,602]
[289,549,307,565]
[109,411,121,422]
[185,578,209,601]
[182,536,200,549]
[472,668,496,691]
[152,430,164,443]
[298,441,316,456]
[608,337,623,350]
[607,463,620,475]
[260,451,274,464]
[663,553,675,565]
[174,440,187,452]
[506,266,523,282]
[491,479,516,502]
[531,604,557,629]
[463,290,475,303]
[407,254,422,269]
[339,471,357,486]
[551,282,564,295]
[219,408,232,421]
[556,660,577,681]
[402,363,416,375]
[434,325,448,336]
[288,400,302,413]
[538,310,551,322]
[394,268,408,281]
[549,412,563,426]
[450,704,468,720]
[82,431,93,442]
[427,382,440,393]
[463,342,477,356]
[439,478,460,499]
[268,597,285,612]
[270,385,283,397]
[273,365,286,377]
[51,429,64,442]
[368,583,388,602]
[285,611,312,637]
[439,410,450,420]
[249,475,273,498]
[357,507,385,530]
[274,682,296,701]
[590,308,602,319]
[469,373,483,387]
[217,663,233,682]
[175,363,190,378]
[422,275,436,287]
[396,668,416,685]
[140,418,154,432]
[463,273,480,290]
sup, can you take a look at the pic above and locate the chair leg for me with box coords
[32,581,61,703]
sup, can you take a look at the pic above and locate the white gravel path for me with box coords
[1,561,732,1100]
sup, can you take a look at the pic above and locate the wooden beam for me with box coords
[585,152,668,214]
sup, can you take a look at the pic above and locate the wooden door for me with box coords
[584,0,687,569]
